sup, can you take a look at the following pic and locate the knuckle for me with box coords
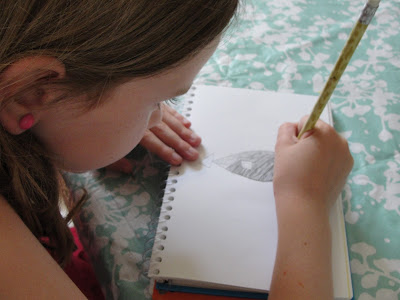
[171,109,181,117]
[176,140,189,151]
[339,136,350,151]
[278,122,292,132]
[280,122,289,129]
[151,123,167,135]
[339,138,354,170]
[141,130,152,140]
[179,127,192,139]
[300,115,309,122]
[165,105,179,116]
[160,146,175,158]
[320,121,333,132]
[158,122,168,130]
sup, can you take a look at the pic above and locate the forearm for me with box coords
[269,198,333,300]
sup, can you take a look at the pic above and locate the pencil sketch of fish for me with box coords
[214,150,275,182]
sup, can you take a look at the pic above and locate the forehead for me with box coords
[115,38,220,102]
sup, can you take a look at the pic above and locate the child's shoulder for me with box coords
[0,193,29,245]
[0,193,86,298]
[0,193,17,220]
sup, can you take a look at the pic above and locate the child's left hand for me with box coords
[106,104,201,173]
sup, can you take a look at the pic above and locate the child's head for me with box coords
[0,0,239,265]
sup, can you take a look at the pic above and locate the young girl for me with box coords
[0,1,353,299]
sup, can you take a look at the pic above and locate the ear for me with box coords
[0,56,65,135]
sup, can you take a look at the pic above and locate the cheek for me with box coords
[104,104,158,158]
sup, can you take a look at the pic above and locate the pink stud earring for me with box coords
[19,113,35,130]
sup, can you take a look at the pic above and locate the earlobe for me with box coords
[19,114,35,130]
[0,56,65,135]
[0,107,38,135]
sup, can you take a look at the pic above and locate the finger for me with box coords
[297,115,310,133]
[163,103,191,128]
[105,158,134,173]
[275,122,298,149]
[162,107,201,147]
[296,115,315,139]
[297,115,332,139]
[140,130,183,165]
[149,123,200,161]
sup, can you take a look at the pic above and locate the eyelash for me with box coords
[164,97,178,105]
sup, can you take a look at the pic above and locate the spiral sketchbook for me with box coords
[149,85,353,300]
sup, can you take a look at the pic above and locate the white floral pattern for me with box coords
[66,0,400,299]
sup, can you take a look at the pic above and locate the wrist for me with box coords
[274,195,332,257]
[275,191,331,218]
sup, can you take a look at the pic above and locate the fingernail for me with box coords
[185,147,198,158]
[189,133,199,144]
[171,152,182,164]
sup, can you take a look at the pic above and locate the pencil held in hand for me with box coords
[297,0,380,138]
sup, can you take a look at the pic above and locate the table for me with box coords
[66,0,400,299]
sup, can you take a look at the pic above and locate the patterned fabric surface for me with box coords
[66,0,400,299]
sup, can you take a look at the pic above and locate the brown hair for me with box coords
[0,0,239,266]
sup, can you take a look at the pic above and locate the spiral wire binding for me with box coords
[149,86,197,278]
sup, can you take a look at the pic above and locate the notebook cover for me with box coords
[153,283,267,300]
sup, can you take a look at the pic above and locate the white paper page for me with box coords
[149,85,352,298]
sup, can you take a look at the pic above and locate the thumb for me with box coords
[297,115,315,140]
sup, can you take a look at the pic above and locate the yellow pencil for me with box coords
[298,0,380,138]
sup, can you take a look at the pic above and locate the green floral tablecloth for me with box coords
[66,0,400,299]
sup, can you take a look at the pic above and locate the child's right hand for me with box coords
[273,117,353,213]
[269,117,353,300]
